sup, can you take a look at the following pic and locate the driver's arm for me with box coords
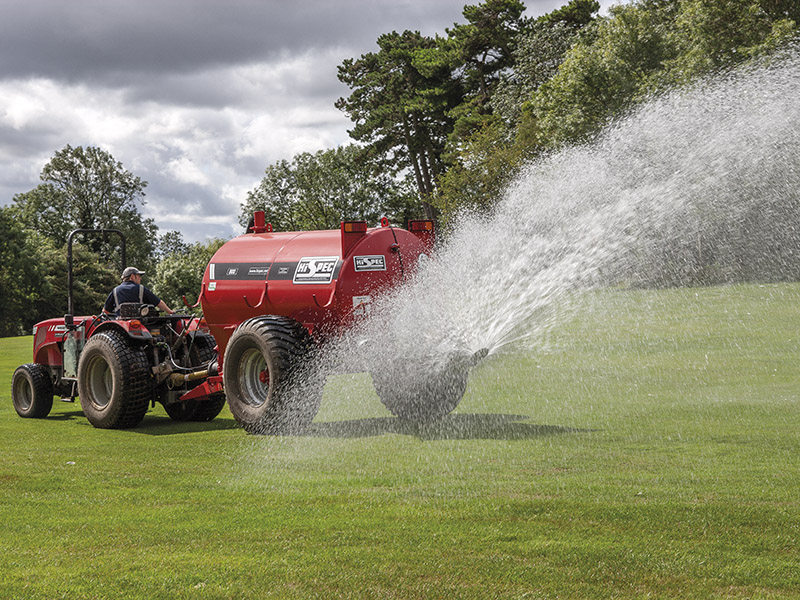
[156,300,175,314]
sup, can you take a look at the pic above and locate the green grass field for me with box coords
[1,283,799,599]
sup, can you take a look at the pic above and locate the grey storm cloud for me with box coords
[0,0,598,243]
[0,0,482,83]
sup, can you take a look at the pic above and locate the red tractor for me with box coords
[12,215,481,433]
[11,229,225,428]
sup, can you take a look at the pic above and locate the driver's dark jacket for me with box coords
[104,281,162,314]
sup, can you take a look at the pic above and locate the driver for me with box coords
[103,267,175,316]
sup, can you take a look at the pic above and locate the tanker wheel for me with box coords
[77,330,152,429]
[223,316,322,434]
[164,332,226,422]
[372,362,469,422]
[12,363,54,418]
[164,394,227,422]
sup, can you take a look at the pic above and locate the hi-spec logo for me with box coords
[354,255,386,272]
[293,256,339,284]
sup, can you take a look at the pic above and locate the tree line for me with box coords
[2,0,798,336]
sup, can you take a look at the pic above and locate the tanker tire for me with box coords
[187,395,227,421]
[372,362,469,422]
[78,330,152,429]
[223,316,321,435]
[12,363,54,418]
[164,394,227,422]
[164,332,226,422]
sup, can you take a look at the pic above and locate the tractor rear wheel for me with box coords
[223,316,321,434]
[12,363,54,418]
[372,361,469,422]
[164,332,226,422]
[78,330,152,429]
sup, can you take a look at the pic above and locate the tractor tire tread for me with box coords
[78,330,151,429]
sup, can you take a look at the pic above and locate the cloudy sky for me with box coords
[0,0,618,243]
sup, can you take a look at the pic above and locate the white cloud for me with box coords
[165,156,211,186]
[2,86,48,130]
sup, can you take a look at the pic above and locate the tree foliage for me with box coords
[436,0,798,225]
[335,0,605,219]
[492,0,599,125]
[0,207,120,335]
[152,235,225,315]
[519,0,798,150]
[444,0,529,142]
[240,145,418,231]
[0,208,50,336]
[156,230,189,260]
[436,0,600,222]
[3,146,160,335]
[435,120,526,220]
[337,31,462,218]
[36,241,119,319]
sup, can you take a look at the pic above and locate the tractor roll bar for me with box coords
[66,228,127,319]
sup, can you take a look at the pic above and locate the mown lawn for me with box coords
[1,283,799,599]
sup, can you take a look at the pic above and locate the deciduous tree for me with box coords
[152,237,225,314]
[0,208,50,336]
[518,0,797,150]
[12,144,157,270]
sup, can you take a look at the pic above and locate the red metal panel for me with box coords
[201,225,430,359]
[178,376,224,402]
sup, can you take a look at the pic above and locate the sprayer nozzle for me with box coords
[468,348,490,367]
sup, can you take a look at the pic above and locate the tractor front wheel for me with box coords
[12,363,54,418]
[223,316,321,434]
[77,330,152,429]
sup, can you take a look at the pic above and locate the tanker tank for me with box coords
[198,213,453,434]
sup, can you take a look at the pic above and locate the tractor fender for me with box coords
[91,319,153,343]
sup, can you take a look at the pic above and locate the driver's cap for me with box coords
[121,266,145,280]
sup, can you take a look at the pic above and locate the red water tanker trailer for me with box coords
[12,216,481,433]
[194,212,465,433]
